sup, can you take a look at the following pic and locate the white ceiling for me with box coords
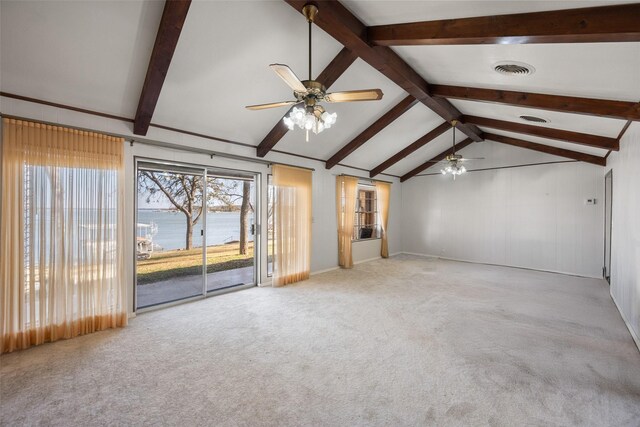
[392,43,640,101]
[0,0,164,118]
[152,0,345,145]
[450,98,627,138]
[1,0,637,178]
[341,102,444,170]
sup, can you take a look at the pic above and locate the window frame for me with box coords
[352,184,381,242]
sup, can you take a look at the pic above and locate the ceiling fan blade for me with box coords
[269,64,308,93]
[324,89,383,103]
[245,100,297,111]
[460,157,486,161]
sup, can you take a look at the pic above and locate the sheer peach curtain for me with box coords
[1,119,127,354]
[375,181,391,258]
[336,176,358,268]
[272,164,312,287]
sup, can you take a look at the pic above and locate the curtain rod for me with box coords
[130,138,315,172]
[0,113,315,171]
[338,173,393,185]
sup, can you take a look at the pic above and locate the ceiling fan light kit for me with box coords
[246,2,383,141]
[441,163,466,176]
[439,120,484,179]
[283,105,337,140]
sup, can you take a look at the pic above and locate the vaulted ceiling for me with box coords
[1,1,639,179]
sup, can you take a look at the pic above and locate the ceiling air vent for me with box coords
[519,115,548,124]
[493,61,535,76]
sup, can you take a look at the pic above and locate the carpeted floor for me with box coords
[2,255,639,426]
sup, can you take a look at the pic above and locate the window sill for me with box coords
[352,237,381,242]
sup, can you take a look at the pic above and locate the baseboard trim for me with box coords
[610,292,640,353]
[398,252,601,279]
[354,256,381,265]
[310,266,340,276]
[311,253,402,276]
[401,251,438,259]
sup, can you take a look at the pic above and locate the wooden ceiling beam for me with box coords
[370,121,451,177]
[485,133,606,166]
[325,95,418,169]
[464,115,619,151]
[283,0,484,143]
[431,85,640,122]
[256,47,357,157]
[400,138,474,182]
[134,0,191,136]
[368,3,640,46]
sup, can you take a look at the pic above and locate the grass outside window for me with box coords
[137,242,254,285]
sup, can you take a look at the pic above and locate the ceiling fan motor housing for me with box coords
[296,80,327,105]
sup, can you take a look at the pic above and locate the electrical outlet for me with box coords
[585,198,597,205]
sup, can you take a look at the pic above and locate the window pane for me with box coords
[353,186,379,241]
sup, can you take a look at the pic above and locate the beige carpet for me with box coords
[2,255,639,426]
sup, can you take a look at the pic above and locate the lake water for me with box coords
[138,210,254,251]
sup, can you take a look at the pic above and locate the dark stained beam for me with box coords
[283,0,484,143]
[315,47,358,88]
[256,47,357,157]
[431,85,640,122]
[617,120,633,140]
[464,115,619,151]
[325,95,418,169]
[485,133,606,166]
[370,121,451,177]
[400,138,474,182]
[255,105,300,159]
[134,0,191,135]
[368,4,640,46]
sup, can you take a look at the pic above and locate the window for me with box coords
[354,186,380,240]
[1,118,127,353]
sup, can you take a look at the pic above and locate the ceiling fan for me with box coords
[425,120,484,179]
[246,3,384,141]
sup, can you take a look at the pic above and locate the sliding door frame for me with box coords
[604,169,613,284]
[133,156,261,313]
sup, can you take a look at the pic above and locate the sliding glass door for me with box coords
[135,161,257,310]
[205,173,255,293]
[136,164,205,309]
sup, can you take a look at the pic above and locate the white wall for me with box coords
[606,122,640,348]
[401,141,604,278]
[0,96,402,313]
[310,170,402,274]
